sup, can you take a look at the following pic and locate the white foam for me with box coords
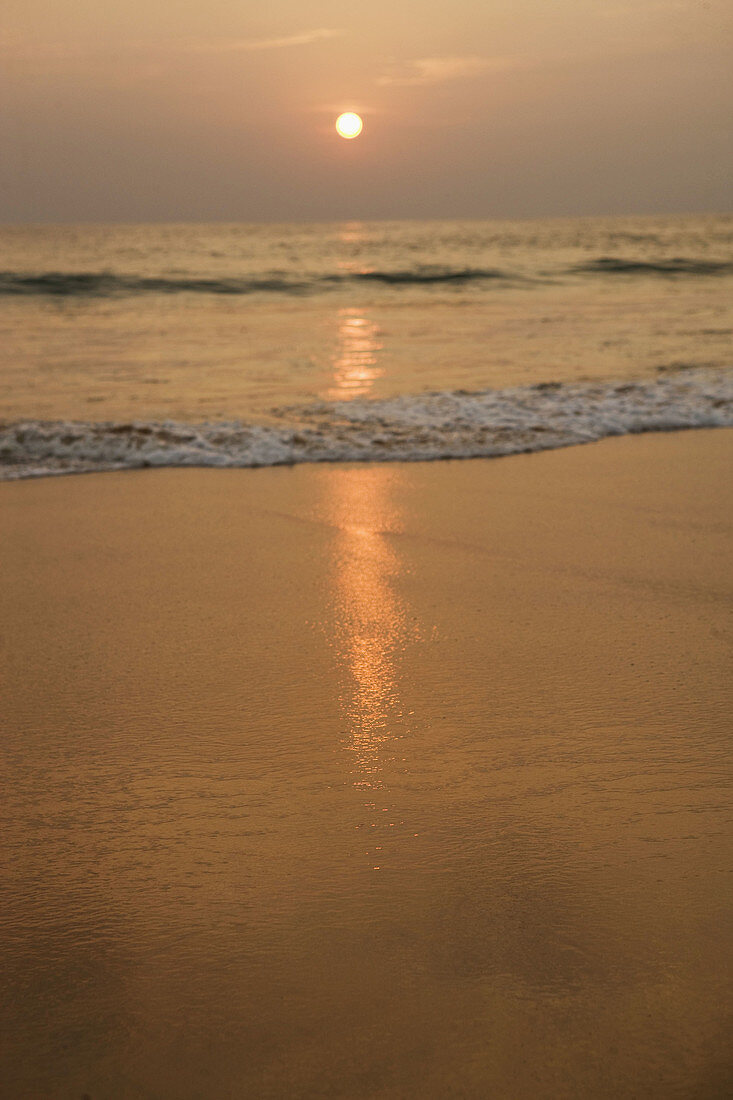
[1,369,731,480]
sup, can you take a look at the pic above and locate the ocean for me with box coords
[1,214,731,477]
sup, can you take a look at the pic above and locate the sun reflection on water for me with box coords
[326,309,384,401]
[322,224,414,866]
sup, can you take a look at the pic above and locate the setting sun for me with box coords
[335,112,363,140]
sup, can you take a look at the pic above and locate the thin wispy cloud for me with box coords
[377,56,520,87]
[0,28,346,61]
[176,29,345,54]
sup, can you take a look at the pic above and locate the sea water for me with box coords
[1,214,731,475]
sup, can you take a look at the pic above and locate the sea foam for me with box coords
[1,369,730,480]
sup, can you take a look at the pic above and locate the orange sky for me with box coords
[1,0,731,221]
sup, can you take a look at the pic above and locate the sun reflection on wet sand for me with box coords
[326,309,384,400]
[325,467,417,866]
[329,470,407,780]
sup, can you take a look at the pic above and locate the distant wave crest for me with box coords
[572,257,733,276]
[1,369,730,479]
[1,257,731,297]
[349,267,510,285]
[0,267,517,298]
[0,271,312,297]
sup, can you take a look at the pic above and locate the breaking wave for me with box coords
[1,369,730,480]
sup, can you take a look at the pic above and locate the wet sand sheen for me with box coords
[2,430,732,1098]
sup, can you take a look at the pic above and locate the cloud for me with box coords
[377,56,520,87]
[0,28,346,64]
[176,29,345,54]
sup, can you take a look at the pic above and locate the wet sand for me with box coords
[2,430,732,1099]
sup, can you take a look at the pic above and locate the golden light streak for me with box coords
[327,309,384,400]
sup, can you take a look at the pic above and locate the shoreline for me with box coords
[0,419,731,483]
[1,366,731,480]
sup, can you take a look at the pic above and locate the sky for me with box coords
[1,0,731,222]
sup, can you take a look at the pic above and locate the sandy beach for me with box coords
[2,429,731,1098]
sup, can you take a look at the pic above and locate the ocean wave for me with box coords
[1,257,731,297]
[0,267,518,298]
[348,267,511,285]
[571,257,733,276]
[1,370,730,480]
[0,271,312,297]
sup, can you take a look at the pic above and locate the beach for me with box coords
[4,0,733,1091]
[3,428,731,1098]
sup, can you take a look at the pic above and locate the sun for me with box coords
[335,112,363,140]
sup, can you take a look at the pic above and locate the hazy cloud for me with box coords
[377,56,519,87]
[0,28,346,61]
[176,29,345,54]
